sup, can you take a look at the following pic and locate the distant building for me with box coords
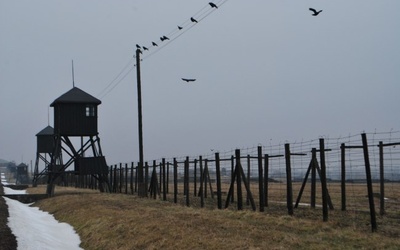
[16,163,29,184]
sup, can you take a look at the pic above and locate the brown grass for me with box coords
[27,185,400,250]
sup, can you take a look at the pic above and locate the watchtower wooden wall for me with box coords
[51,87,100,136]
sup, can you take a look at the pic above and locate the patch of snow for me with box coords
[2,173,83,250]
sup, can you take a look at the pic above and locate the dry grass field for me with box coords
[27,185,400,250]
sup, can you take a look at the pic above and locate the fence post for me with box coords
[113,165,117,193]
[130,162,134,194]
[378,141,385,215]
[119,163,123,193]
[311,148,317,208]
[173,158,178,204]
[194,159,198,197]
[215,153,222,209]
[230,155,235,203]
[166,162,170,194]
[319,139,328,222]
[159,162,162,193]
[236,149,243,210]
[247,155,251,206]
[109,165,113,192]
[185,157,190,207]
[199,156,204,207]
[361,133,377,232]
[125,163,128,194]
[264,154,269,207]
[285,144,294,216]
[258,146,265,212]
[340,143,346,211]
[145,162,149,196]
[162,158,167,201]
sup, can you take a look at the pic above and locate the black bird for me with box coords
[143,46,149,51]
[309,8,322,16]
[178,25,183,30]
[209,2,218,8]
[136,44,141,49]
[190,17,198,23]
[152,41,158,46]
[160,35,170,41]
[182,78,196,82]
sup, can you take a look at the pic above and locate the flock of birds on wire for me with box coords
[97,3,322,98]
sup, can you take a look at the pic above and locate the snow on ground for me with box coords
[1,172,83,250]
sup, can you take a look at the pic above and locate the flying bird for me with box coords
[309,8,322,16]
[190,17,198,23]
[209,2,218,8]
[182,78,196,82]
[178,25,183,30]
[143,46,149,51]
[152,41,158,46]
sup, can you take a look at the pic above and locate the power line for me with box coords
[97,58,135,99]
[98,0,229,99]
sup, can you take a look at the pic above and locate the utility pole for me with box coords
[136,48,146,197]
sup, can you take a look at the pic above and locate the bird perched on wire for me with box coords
[136,44,141,49]
[309,8,322,16]
[209,2,218,8]
[152,42,158,46]
[182,78,196,82]
[190,17,198,23]
[160,36,169,41]
[143,46,149,51]
[178,25,183,30]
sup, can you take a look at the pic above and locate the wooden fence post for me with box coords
[311,148,317,208]
[162,158,167,201]
[361,133,377,232]
[378,141,385,215]
[166,162,170,194]
[135,162,138,193]
[340,143,346,211]
[285,144,294,216]
[119,163,123,193]
[230,155,234,203]
[215,153,222,209]
[173,158,178,203]
[125,163,128,194]
[264,154,269,207]
[236,149,243,210]
[185,157,190,207]
[258,146,265,212]
[199,156,204,207]
[319,138,328,222]
[194,159,198,197]
[145,162,149,196]
[130,162,134,194]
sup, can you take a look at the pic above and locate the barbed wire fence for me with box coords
[59,130,400,231]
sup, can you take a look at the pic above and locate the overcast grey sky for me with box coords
[1,0,399,166]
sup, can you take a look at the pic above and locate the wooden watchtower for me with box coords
[32,125,62,187]
[47,87,110,195]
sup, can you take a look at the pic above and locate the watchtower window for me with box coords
[86,105,96,117]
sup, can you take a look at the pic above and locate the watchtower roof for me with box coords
[36,126,54,136]
[50,87,101,107]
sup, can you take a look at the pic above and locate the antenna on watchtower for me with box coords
[72,60,75,87]
[47,107,50,126]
